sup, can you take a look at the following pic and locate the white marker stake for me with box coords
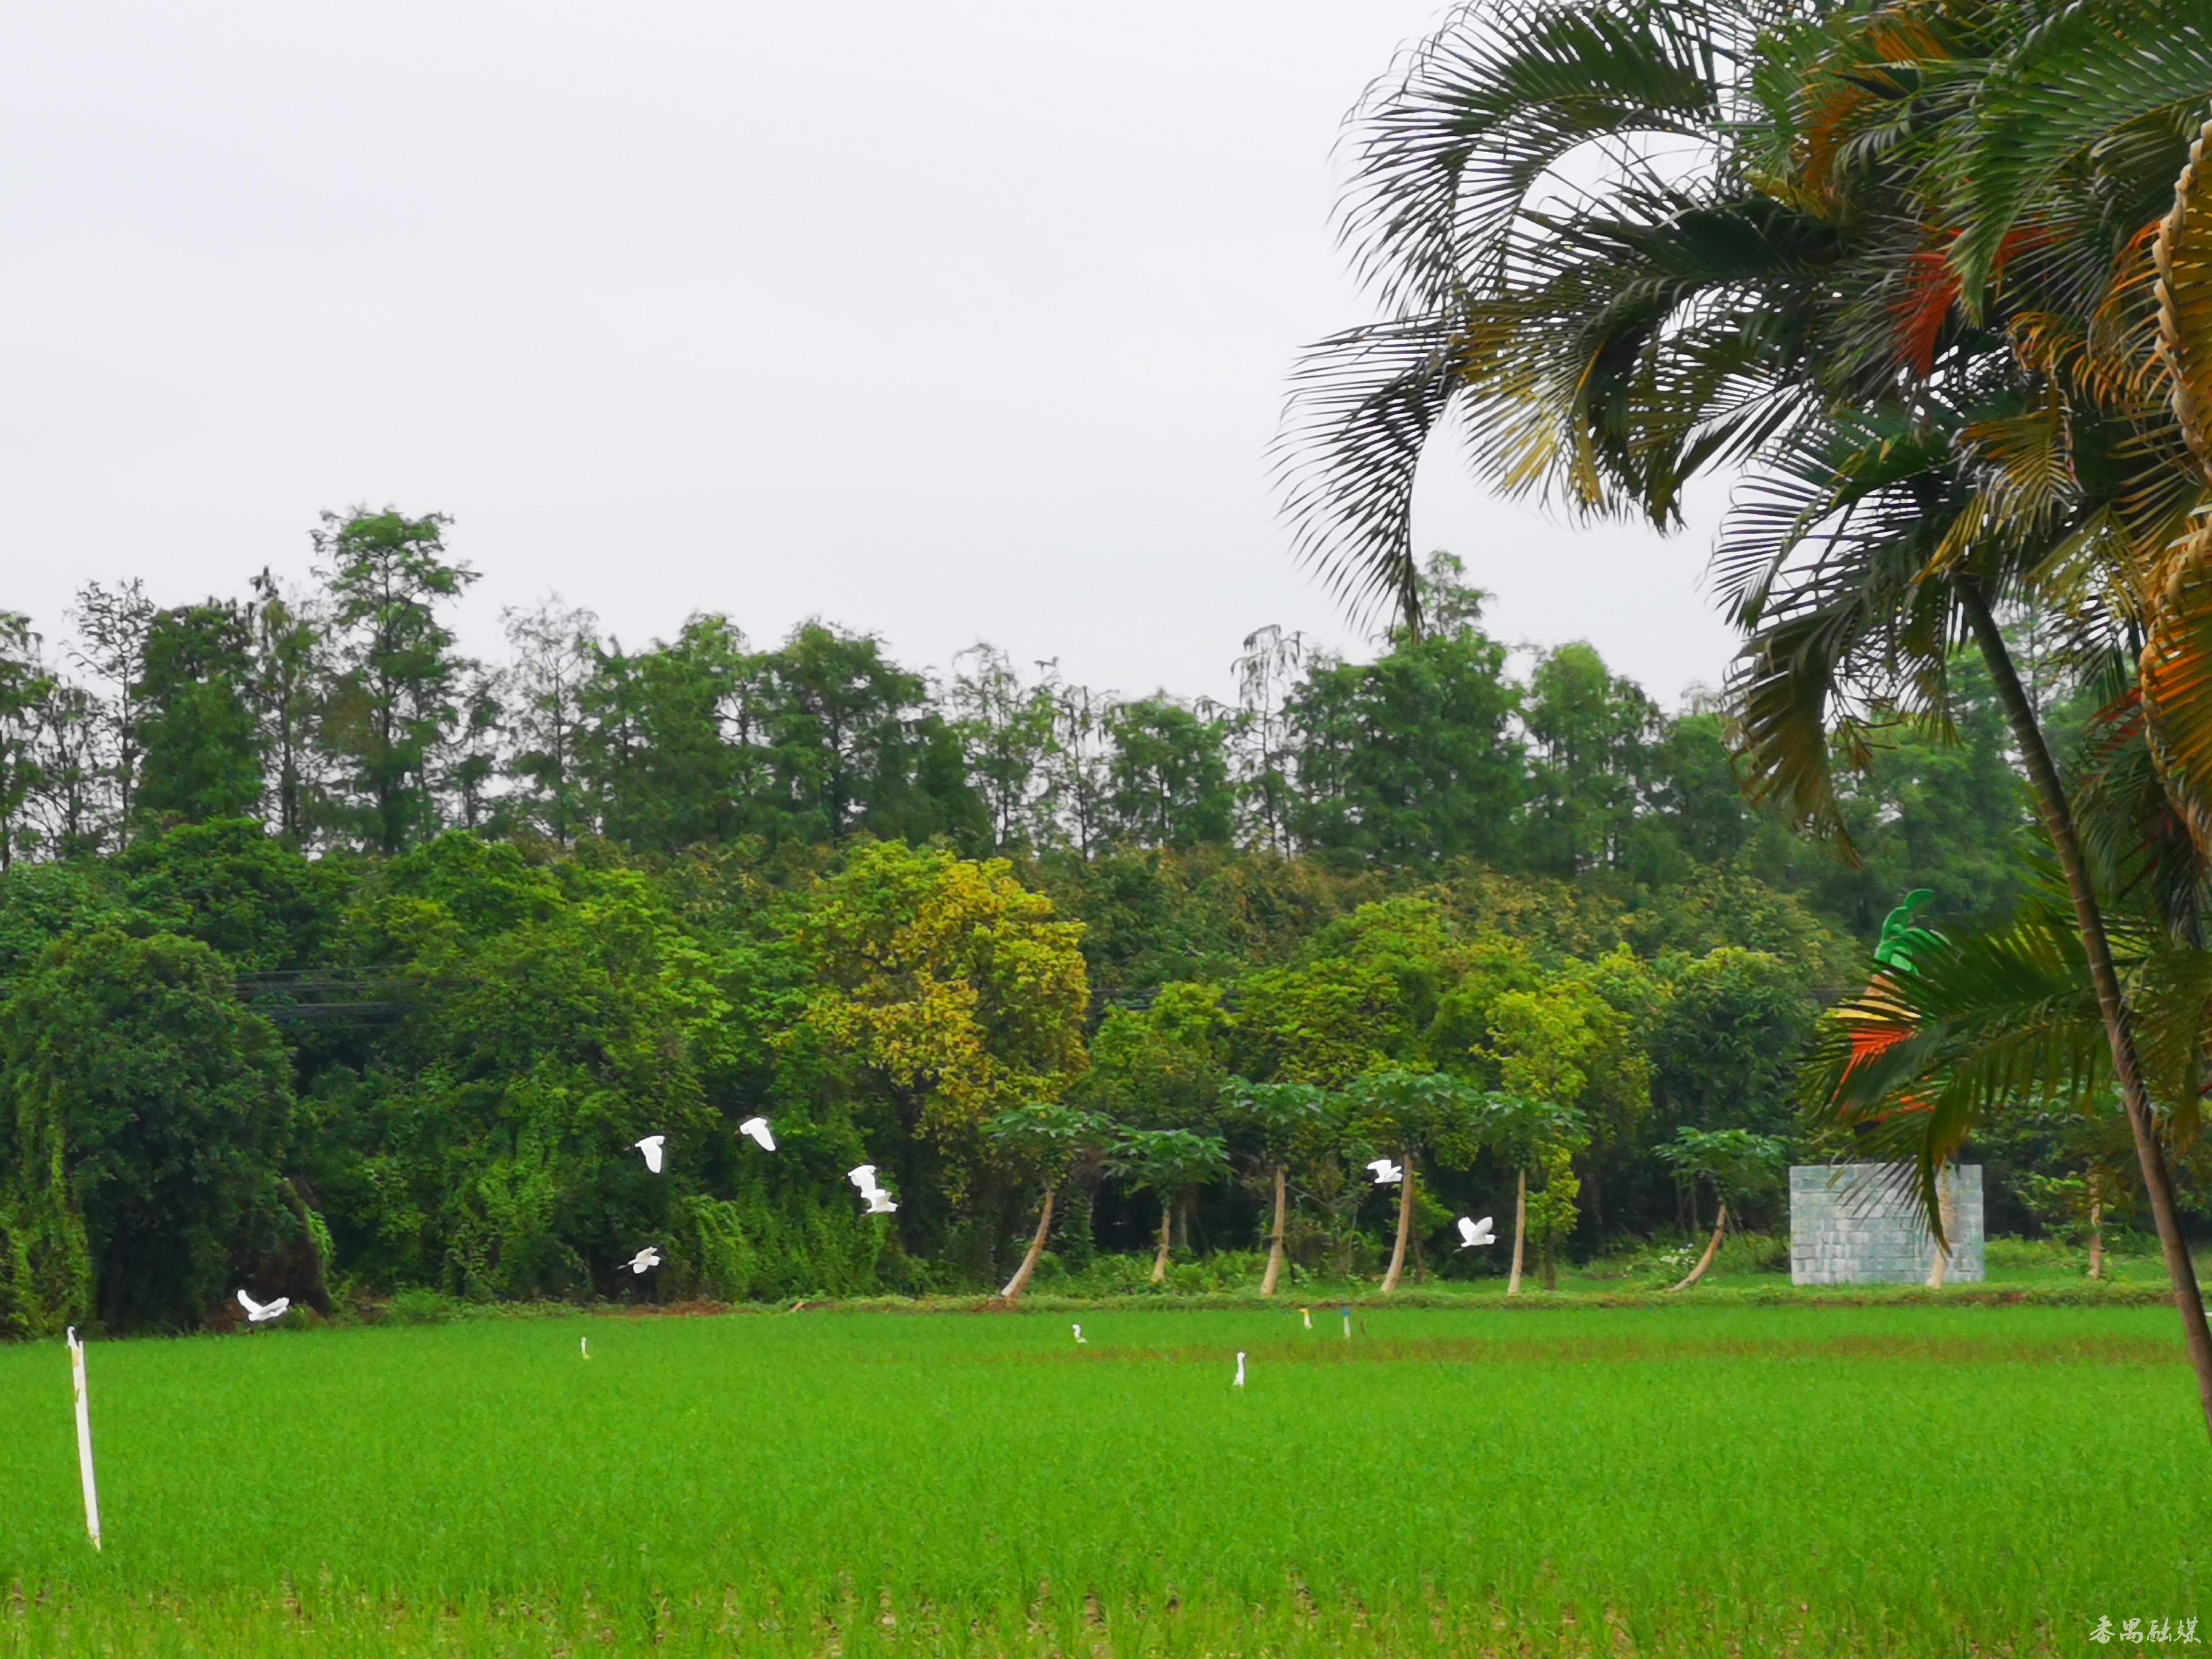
[65,1327,101,1550]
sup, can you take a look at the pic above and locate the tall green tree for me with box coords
[1102,696,1237,850]
[757,622,982,848]
[0,615,48,871]
[135,602,263,825]
[69,578,155,843]
[1,928,300,1330]
[248,569,327,845]
[583,617,754,853]
[1285,557,1522,868]
[949,645,1059,854]
[1521,642,1658,878]
[315,509,479,854]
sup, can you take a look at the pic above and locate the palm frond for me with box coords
[1339,0,1730,314]
[1951,0,2212,307]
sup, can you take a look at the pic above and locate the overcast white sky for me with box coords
[0,2,1736,707]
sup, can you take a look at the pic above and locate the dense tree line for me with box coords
[0,511,2060,1333]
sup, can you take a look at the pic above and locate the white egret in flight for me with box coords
[625,1247,662,1275]
[1456,1215,1496,1249]
[634,1135,666,1174]
[236,1290,290,1324]
[1366,1158,1403,1186]
[738,1117,775,1151]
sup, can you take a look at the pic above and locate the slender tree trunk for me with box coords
[1669,1202,1728,1292]
[999,1186,1055,1302]
[1260,1165,1288,1297]
[1379,1155,1415,1293]
[2089,1177,2105,1282]
[1961,581,2212,1438]
[1150,1200,1171,1284]
[1926,1167,1954,1290]
[1507,1168,1526,1297]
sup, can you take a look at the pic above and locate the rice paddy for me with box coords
[3,1301,2204,1655]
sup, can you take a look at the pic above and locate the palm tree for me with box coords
[1281,0,2212,1435]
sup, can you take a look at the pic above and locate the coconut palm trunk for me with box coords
[999,1187,1055,1302]
[1925,1168,1954,1290]
[1507,1168,1526,1298]
[1669,1201,1728,1292]
[2089,1175,2105,1282]
[1149,1199,1172,1285]
[1379,1155,1415,1294]
[1260,1164,1288,1297]
[1960,581,2212,1437]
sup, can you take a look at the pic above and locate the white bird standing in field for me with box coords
[634,1135,666,1174]
[625,1247,662,1275]
[738,1117,776,1151]
[1233,1352,1246,1389]
[580,1336,590,1360]
[1366,1158,1403,1186]
[236,1289,290,1325]
[1299,1307,1312,1330]
[1073,1324,1086,1345]
[1456,1215,1496,1249]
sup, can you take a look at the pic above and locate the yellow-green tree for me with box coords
[1483,968,1649,1292]
[796,841,1090,1223]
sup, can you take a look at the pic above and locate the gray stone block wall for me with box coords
[1789,1163,1983,1285]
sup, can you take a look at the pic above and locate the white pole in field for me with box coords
[65,1327,101,1550]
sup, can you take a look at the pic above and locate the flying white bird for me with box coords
[236,1289,290,1324]
[848,1164,896,1212]
[1073,1324,1086,1345]
[625,1247,662,1275]
[634,1135,666,1174]
[1233,1352,1246,1389]
[1366,1158,1403,1186]
[738,1116,776,1151]
[1456,1215,1496,1249]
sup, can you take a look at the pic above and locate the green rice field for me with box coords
[3,1302,2204,1655]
